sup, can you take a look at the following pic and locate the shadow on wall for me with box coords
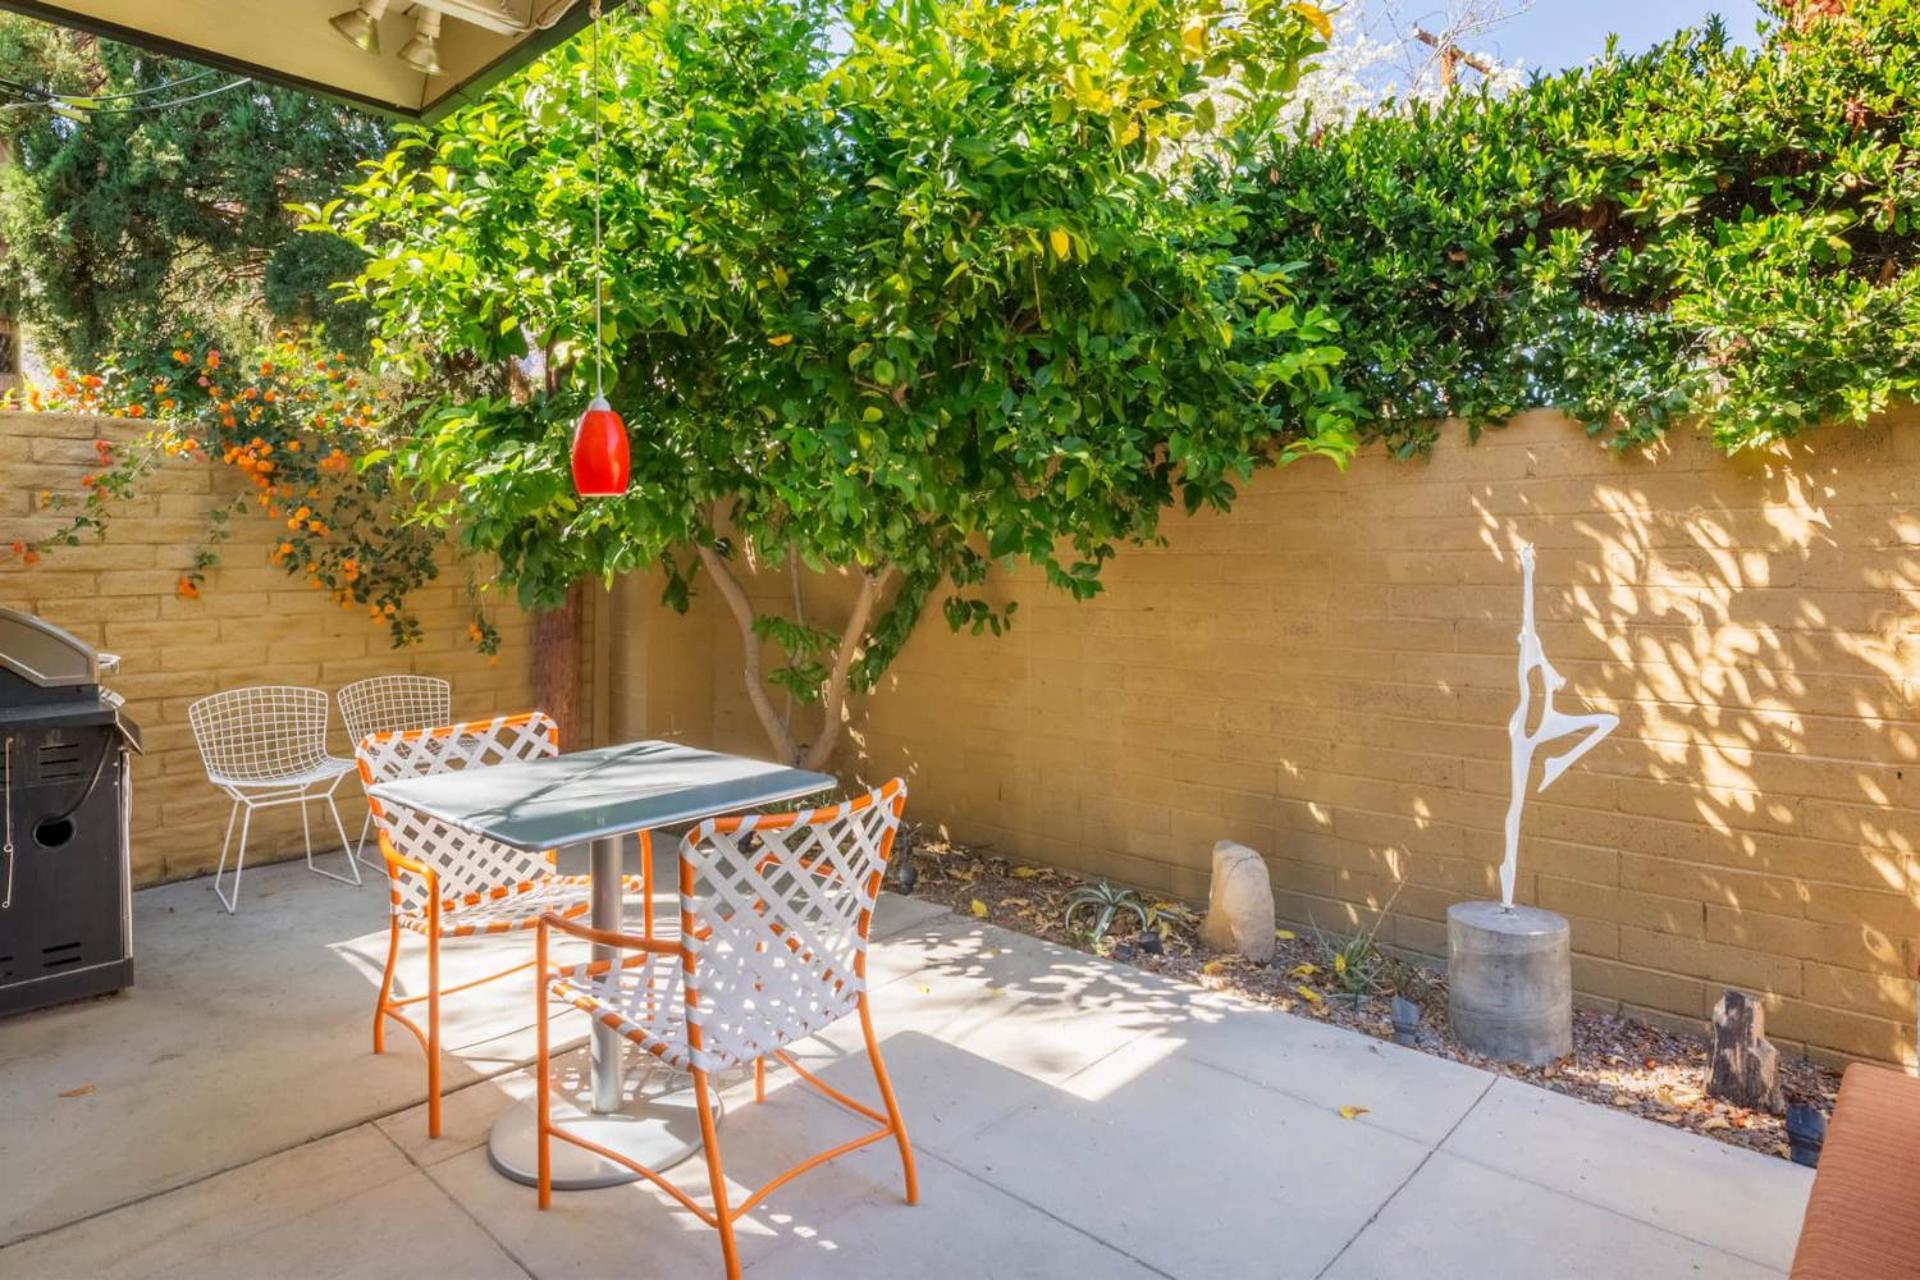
[814,409,1920,1067]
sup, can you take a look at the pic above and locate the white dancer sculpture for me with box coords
[1501,545,1617,910]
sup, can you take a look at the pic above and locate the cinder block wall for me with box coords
[1,412,540,885]
[612,409,1920,1067]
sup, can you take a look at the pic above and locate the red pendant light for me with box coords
[571,0,630,498]
[572,394,629,495]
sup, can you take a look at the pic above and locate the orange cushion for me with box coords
[1791,1063,1920,1279]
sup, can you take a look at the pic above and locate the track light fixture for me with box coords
[398,9,446,76]
[328,0,390,54]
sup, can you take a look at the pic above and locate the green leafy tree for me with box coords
[1246,0,1919,455]
[0,19,391,364]
[314,0,1357,767]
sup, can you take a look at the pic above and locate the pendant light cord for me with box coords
[590,0,606,399]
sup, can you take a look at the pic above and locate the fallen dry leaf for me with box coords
[1011,866,1041,879]
[1295,985,1323,1004]
[58,1084,94,1098]
[1338,1105,1369,1120]
[969,899,989,918]
[1701,1116,1731,1133]
[1274,929,1296,941]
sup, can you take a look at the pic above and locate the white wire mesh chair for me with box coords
[535,778,916,1280]
[359,711,645,1137]
[336,674,452,870]
[187,685,362,914]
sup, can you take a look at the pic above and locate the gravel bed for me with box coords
[895,829,1840,1161]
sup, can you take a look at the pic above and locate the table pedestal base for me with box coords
[487,1068,721,1190]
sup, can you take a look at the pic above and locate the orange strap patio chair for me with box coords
[357,711,647,1137]
[534,778,917,1280]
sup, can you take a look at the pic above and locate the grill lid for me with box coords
[0,608,143,754]
[0,608,99,687]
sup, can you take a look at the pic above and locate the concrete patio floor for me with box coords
[0,853,1812,1279]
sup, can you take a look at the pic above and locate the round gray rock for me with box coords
[1447,901,1572,1066]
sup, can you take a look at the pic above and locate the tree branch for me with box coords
[696,524,802,766]
[801,563,895,771]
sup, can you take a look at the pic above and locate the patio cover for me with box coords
[0,0,626,120]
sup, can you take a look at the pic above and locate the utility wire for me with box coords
[0,66,219,103]
[0,77,249,116]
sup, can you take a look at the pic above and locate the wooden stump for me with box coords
[1708,988,1785,1114]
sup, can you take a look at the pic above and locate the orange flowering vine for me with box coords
[1,333,496,654]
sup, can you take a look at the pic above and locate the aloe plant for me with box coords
[1063,880,1152,944]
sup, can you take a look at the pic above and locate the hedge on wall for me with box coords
[1245,0,1918,455]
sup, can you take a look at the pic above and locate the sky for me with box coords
[1477,0,1770,75]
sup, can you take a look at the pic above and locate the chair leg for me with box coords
[212,800,251,915]
[693,1068,741,1280]
[324,790,363,886]
[301,788,363,887]
[536,923,552,1211]
[860,996,918,1205]
[640,829,654,942]
[373,917,400,1054]
[354,808,382,872]
[427,930,442,1138]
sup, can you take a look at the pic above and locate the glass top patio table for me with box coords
[368,737,835,1191]
[366,738,833,853]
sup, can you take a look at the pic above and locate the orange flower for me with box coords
[21,550,39,567]
[205,350,222,369]
[9,539,24,556]
[175,577,200,600]
[172,350,190,365]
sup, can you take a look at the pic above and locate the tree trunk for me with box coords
[532,583,584,747]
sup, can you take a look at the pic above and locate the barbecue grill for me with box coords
[0,606,141,1016]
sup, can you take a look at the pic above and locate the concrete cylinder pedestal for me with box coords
[1447,901,1572,1066]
